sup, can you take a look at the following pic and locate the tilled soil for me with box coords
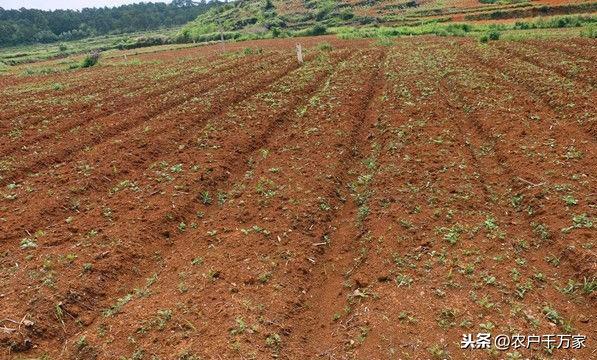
[0,36,595,359]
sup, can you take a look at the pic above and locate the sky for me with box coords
[0,0,169,10]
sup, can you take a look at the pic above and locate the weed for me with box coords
[398,311,418,324]
[130,349,145,360]
[582,277,596,295]
[200,191,212,205]
[81,51,101,68]
[564,146,583,160]
[516,280,533,299]
[110,180,139,194]
[479,321,494,331]
[532,222,551,241]
[478,295,494,309]
[545,254,560,267]
[75,336,88,350]
[437,308,457,329]
[357,205,370,224]
[103,293,133,316]
[20,237,38,249]
[428,344,449,359]
[375,37,395,46]
[356,326,369,344]
[511,268,521,282]
[581,25,597,38]
[206,268,220,281]
[395,273,413,287]
[319,200,332,211]
[562,213,593,233]
[243,47,263,55]
[265,333,281,349]
[256,177,277,197]
[316,42,333,51]
[511,194,524,209]
[543,305,562,325]
[178,350,200,360]
[562,195,578,206]
[170,163,183,173]
[482,274,496,286]
[559,279,579,295]
[484,216,498,231]
[230,317,248,335]
[55,303,65,326]
[217,191,227,205]
[155,309,172,330]
[438,224,464,245]
[259,272,272,284]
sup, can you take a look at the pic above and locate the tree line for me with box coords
[0,0,222,47]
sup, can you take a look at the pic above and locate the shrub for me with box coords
[481,30,501,42]
[514,21,531,30]
[358,16,377,25]
[308,24,327,36]
[180,31,242,43]
[489,30,501,40]
[315,8,331,21]
[432,23,471,37]
[339,9,354,20]
[81,51,101,68]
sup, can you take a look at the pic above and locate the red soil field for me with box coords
[0,36,595,359]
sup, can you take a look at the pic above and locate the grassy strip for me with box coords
[465,3,597,21]
[0,28,182,66]
[387,1,533,20]
[170,13,597,44]
[332,14,596,39]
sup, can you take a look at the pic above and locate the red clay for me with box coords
[0,36,595,359]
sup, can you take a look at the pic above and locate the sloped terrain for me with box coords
[0,36,595,359]
[180,0,597,38]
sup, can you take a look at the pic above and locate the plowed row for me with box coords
[0,36,595,359]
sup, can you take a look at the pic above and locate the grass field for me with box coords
[1,3,594,70]
[0,28,182,68]
[0,34,595,359]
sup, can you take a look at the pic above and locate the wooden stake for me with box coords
[296,43,303,64]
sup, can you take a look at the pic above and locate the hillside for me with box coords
[0,0,596,358]
[0,1,220,47]
[179,0,597,40]
[0,35,595,359]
